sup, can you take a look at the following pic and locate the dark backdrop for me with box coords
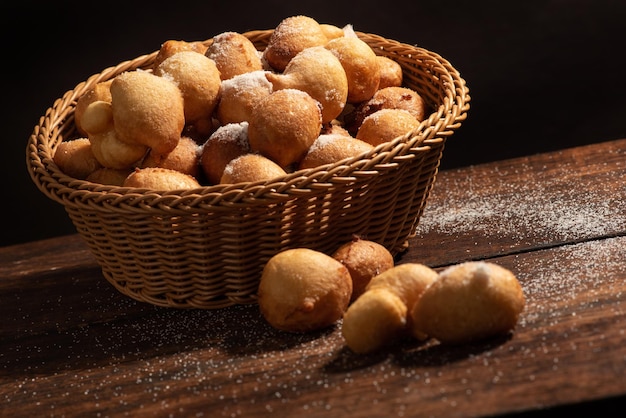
[2,0,625,247]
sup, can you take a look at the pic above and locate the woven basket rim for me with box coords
[26,30,470,206]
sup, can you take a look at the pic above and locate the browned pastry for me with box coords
[53,138,102,179]
[411,262,526,344]
[205,31,263,80]
[215,70,273,125]
[123,167,201,190]
[266,46,348,124]
[110,70,185,157]
[331,237,394,301]
[299,134,374,170]
[247,89,322,168]
[86,167,133,186]
[220,153,287,184]
[200,122,251,185]
[153,39,208,69]
[320,23,344,40]
[141,135,202,179]
[74,80,112,136]
[154,51,221,125]
[263,15,328,72]
[376,56,403,89]
[81,100,148,169]
[325,31,380,103]
[356,108,420,146]
[345,86,426,135]
[257,248,353,333]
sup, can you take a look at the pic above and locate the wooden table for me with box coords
[2,139,625,417]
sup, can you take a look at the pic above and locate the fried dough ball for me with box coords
[263,15,328,72]
[266,46,348,124]
[110,70,185,157]
[215,70,273,125]
[200,122,251,185]
[331,237,394,301]
[154,51,221,125]
[81,100,148,169]
[53,138,102,179]
[356,108,420,146]
[123,167,201,190]
[205,31,263,80]
[86,167,133,186]
[299,134,374,170]
[320,23,345,40]
[153,39,208,69]
[257,248,353,333]
[346,86,426,135]
[342,288,407,354]
[376,56,403,89]
[247,89,322,168]
[141,136,201,179]
[220,153,287,184]
[325,34,380,103]
[411,262,526,345]
[74,80,112,136]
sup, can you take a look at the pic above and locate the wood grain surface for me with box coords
[1,139,625,417]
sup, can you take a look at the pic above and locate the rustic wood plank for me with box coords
[1,236,625,417]
[410,138,626,267]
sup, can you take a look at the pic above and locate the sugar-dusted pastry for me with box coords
[110,70,185,157]
[258,248,353,333]
[215,70,273,125]
[123,167,201,191]
[411,261,526,344]
[247,89,322,168]
[299,134,374,170]
[376,56,403,89]
[141,135,202,179]
[266,46,348,124]
[53,137,102,179]
[356,108,420,146]
[200,122,251,185]
[205,31,263,80]
[263,15,328,72]
[154,51,221,125]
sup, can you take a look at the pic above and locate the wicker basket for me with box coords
[26,30,470,309]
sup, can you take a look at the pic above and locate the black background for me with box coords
[3,0,626,247]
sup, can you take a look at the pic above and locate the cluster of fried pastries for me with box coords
[53,15,427,190]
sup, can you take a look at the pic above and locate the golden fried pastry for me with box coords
[200,122,251,185]
[53,138,102,179]
[299,134,374,170]
[266,46,348,124]
[123,167,201,190]
[356,108,420,146]
[215,70,273,125]
[86,167,133,186]
[141,135,201,179]
[320,23,345,40]
[81,100,148,169]
[110,70,185,157]
[220,153,287,184]
[325,34,380,103]
[247,89,322,168]
[346,86,426,135]
[154,51,221,125]
[376,56,403,89]
[74,80,112,136]
[332,237,394,301]
[257,248,353,333]
[411,262,526,345]
[263,15,328,72]
[342,288,407,354]
[153,39,208,69]
[205,31,263,80]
